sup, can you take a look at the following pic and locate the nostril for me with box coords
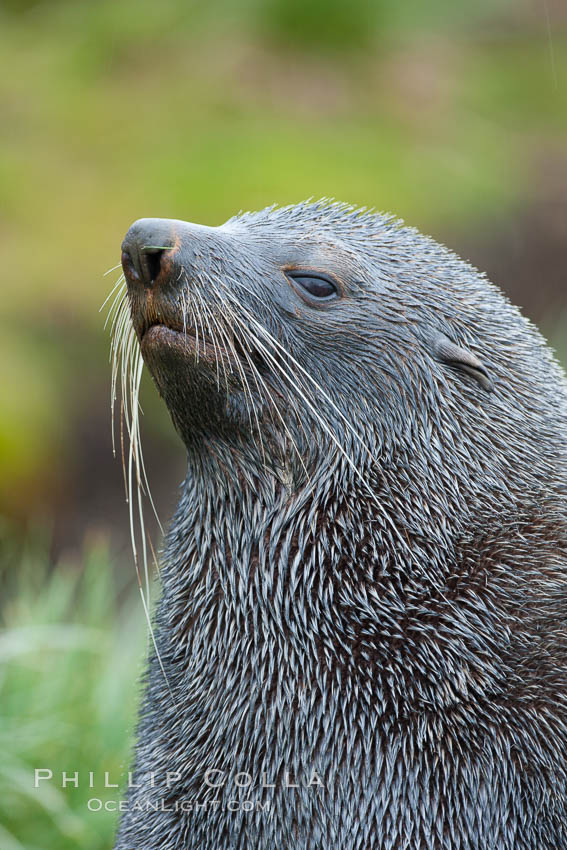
[121,249,139,281]
[143,247,166,285]
[122,219,176,288]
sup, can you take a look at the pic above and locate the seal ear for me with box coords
[432,333,493,392]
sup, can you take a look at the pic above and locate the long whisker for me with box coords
[213,291,310,477]
[103,262,124,277]
[180,285,200,360]
[217,285,374,492]
[193,285,223,393]
[240,343,311,486]
[205,294,266,462]
[223,279,377,466]
[129,345,151,604]
[215,280,324,445]
[110,300,127,454]
[105,275,174,705]
[101,273,126,316]
[203,303,232,403]
[223,294,409,545]
[218,301,315,462]
[191,283,207,363]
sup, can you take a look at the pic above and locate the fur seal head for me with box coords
[119,203,517,488]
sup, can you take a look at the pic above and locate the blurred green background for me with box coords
[1,0,566,846]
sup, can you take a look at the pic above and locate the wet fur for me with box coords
[113,201,567,849]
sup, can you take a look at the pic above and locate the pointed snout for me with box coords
[121,218,180,289]
[121,215,225,298]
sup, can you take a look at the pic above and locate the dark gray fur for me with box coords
[114,201,567,849]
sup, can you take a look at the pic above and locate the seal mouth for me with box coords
[141,322,269,375]
[141,322,214,352]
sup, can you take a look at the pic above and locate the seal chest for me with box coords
[113,201,567,849]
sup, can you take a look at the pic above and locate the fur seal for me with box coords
[113,201,567,849]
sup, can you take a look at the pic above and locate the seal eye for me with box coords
[286,272,338,301]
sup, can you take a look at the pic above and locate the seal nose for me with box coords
[121,218,176,289]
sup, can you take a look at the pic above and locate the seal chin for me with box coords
[139,320,269,446]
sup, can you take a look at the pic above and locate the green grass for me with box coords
[0,532,145,850]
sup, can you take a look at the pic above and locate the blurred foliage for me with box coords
[260,0,382,50]
[0,527,144,849]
